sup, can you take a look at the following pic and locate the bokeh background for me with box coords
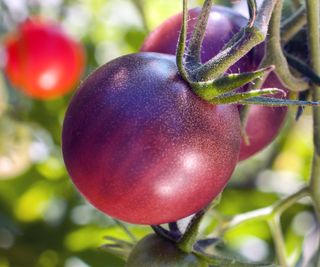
[0,0,315,266]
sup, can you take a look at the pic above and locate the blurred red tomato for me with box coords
[3,18,85,99]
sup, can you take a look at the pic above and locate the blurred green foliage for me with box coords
[0,0,315,266]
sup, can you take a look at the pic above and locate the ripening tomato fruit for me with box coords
[3,18,85,99]
[141,6,288,161]
[62,53,241,225]
[126,234,208,267]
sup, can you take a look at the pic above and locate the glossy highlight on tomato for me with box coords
[126,234,208,267]
[4,18,85,99]
[62,53,241,225]
[141,5,287,161]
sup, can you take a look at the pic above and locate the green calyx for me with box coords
[126,234,208,267]
[176,0,320,107]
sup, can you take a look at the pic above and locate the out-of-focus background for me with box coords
[0,0,315,266]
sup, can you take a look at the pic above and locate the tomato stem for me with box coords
[306,0,320,224]
[281,5,306,44]
[185,0,212,69]
[217,186,310,234]
[177,208,207,253]
[260,0,309,92]
[176,0,190,81]
[268,216,288,267]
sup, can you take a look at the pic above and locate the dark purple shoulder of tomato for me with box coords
[141,5,257,73]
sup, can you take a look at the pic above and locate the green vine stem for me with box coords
[213,186,310,266]
[281,5,306,44]
[268,215,288,267]
[261,0,309,92]
[217,186,310,234]
[177,208,207,253]
[176,0,189,81]
[306,0,320,218]
[185,0,212,69]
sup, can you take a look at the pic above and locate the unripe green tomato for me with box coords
[126,234,208,267]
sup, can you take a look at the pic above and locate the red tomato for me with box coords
[62,53,241,225]
[141,6,287,161]
[4,18,85,99]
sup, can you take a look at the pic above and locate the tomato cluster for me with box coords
[4,18,85,99]
[62,6,287,225]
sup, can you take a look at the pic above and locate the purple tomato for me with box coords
[62,53,241,225]
[141,6,288,161]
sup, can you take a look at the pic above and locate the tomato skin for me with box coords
[126,234,208,267]
[141,6,288,161]
[4,18,85,99]
[62,53,241,225]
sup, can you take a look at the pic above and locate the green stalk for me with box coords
[218,186,310,234]
[306,0,320,217]
[185,0,212,68]
[176,0,189,81]
[177,208,207,253]
[281,5,306,44]
[263,0,308,91]
[271,186,310,215]
[268,216,288,267]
